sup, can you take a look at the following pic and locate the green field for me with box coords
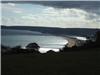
[2,48,100,75]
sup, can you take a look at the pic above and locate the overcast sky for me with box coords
[1,1,100,28]
[2,0,100,1]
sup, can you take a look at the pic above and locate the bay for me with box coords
[1,29,68,53]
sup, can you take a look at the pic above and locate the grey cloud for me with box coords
[2,1,100,14]
[1,1,100,9]
[2,1,100,26]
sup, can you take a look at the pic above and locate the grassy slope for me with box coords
[2,48,100,75]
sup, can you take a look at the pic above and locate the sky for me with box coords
[1,1,100,28]
[2,0,100,1]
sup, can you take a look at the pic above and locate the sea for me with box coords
[1,29,68,53]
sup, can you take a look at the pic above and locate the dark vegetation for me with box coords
[1,43,40,55]
[2,49,100,75]
[1,30,100,75]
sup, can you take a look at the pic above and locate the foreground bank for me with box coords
[2,48,100,75]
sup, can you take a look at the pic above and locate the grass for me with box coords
[1,48,100,75]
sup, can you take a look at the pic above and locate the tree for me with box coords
[26,43,40,53]
[95,31,100,47]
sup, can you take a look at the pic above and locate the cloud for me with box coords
[2,0,99,1]
[2,3,24,14]
[2,1,100,9]
[41,8,100,28]
[2,1,100,16]
[7,2,15,6]
[13,10,22,13]
[1,1,100,28]
[3,7,100,28]
[30,1,100,16]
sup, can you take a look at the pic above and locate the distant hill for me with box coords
[1,26,100,37]
[1,29,45,35]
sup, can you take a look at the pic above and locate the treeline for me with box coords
[1,43,40,55]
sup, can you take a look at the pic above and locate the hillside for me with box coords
[2,48,100,75]
[1,26,99,37]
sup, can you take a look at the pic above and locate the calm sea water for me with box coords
[1,29,68,53]
[1,35,67,49]
[1,28,89,53]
